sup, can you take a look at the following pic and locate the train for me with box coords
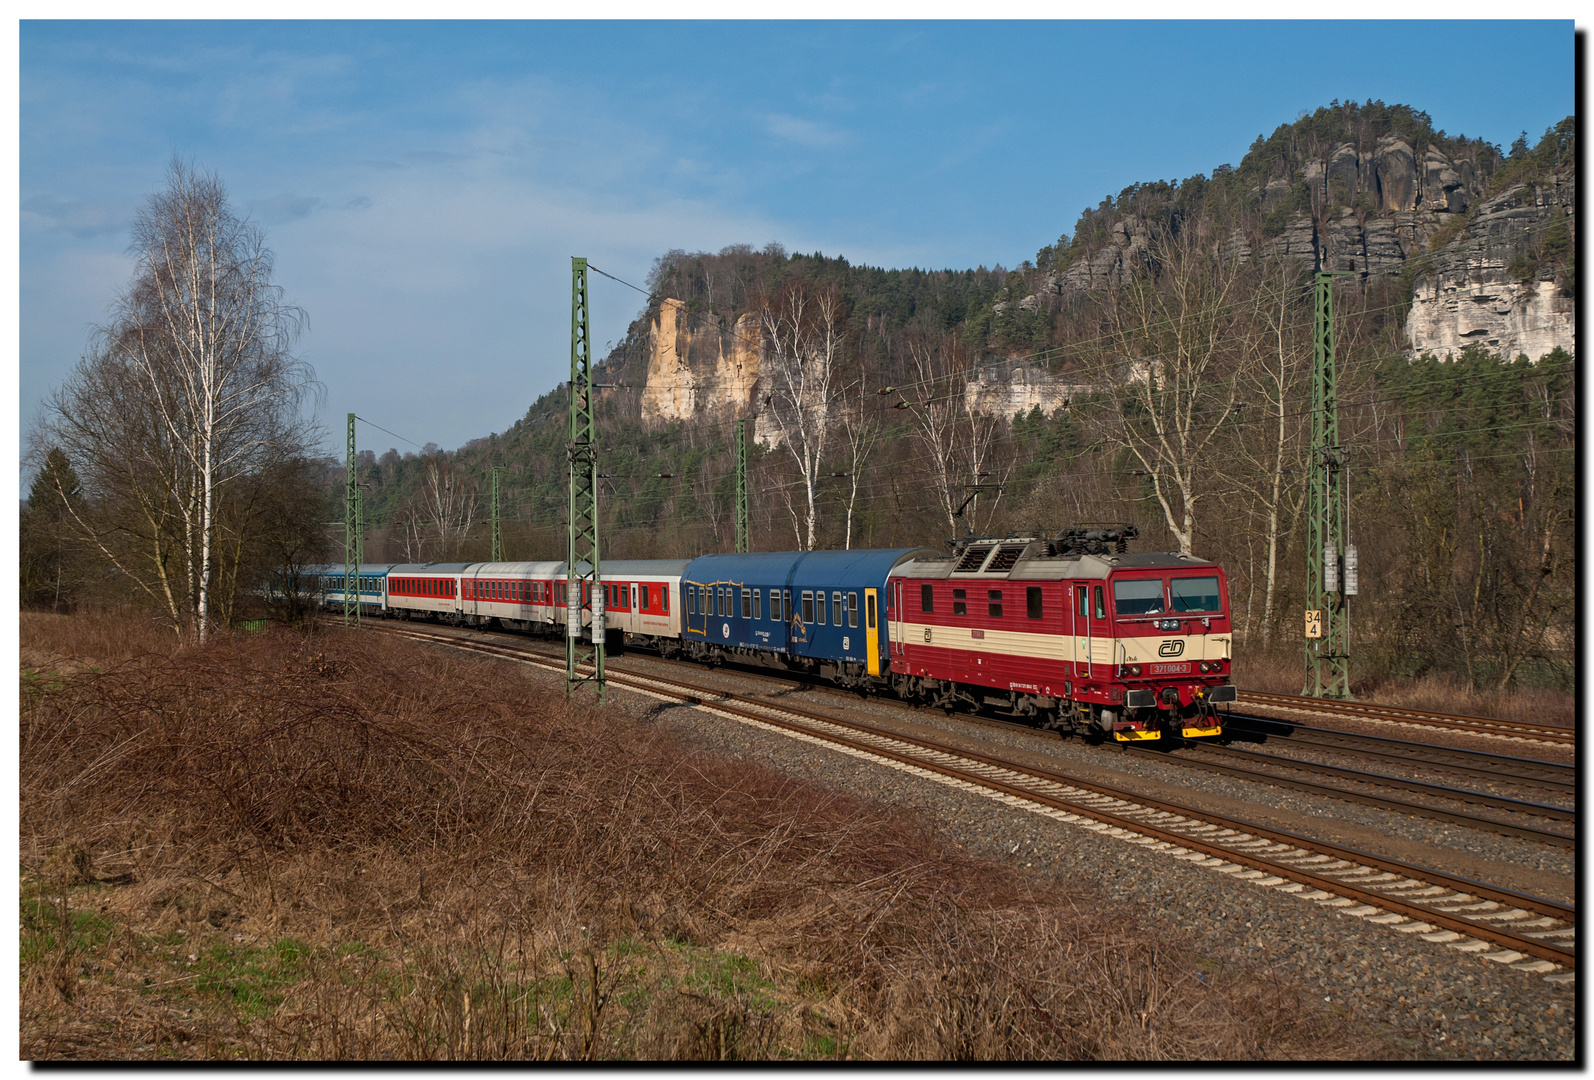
[303,525,1235,742]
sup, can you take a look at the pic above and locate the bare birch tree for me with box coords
[1212,259,1310,645]
[836,372,881,549]
[1087,224,1245,556]
[759,281,844,549]
[35,158,316,641]
[419,457,478,559]
[904,330,1007,538]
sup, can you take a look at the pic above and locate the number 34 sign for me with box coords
[1304,609,1323,639]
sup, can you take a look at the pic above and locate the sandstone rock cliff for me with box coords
[638,299,763,425]
[1403,175,1576,361]
[1035,133,1573,363]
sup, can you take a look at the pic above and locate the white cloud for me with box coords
[761,113,849,150]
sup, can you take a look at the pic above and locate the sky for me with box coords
[18,19,1577,464]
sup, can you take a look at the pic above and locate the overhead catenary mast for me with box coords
[735,416,751,553]
[1303,271,1356,698]
[491,466,502,562]
[344,412,361,626]
[566,257,605,702]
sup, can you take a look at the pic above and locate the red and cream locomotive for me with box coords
[885,526,1235,741]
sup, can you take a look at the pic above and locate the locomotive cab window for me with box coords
[988,590,1003,618]
[1171,576,1222,613]
[1113,578,1165,616]
[1026,586,1043,619]
[1093,586,1105,620]
[952,588,967,616]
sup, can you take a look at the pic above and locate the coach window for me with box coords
[849,592,859,627]
[1093,585,1106,620]
[833,593,843,625]
[767,589,778,621]
[920,584,934,613]
[988,590,1003,618]
[1027,586,1043,619]
[802,591,814,624]
[866,592,877,630]
[751,588,761,619]
[661,586,669,613]
[952,588,967,616]
[738,588,748,618]
[783,590,792,622]
[816,592,826,625]
[688,587,696,615]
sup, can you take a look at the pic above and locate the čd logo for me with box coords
[1157,640,1184,657]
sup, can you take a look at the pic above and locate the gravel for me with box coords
[453,633,1578,1060]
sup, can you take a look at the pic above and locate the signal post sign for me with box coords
[1304,609,1323,639]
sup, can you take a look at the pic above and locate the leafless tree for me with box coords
[903,329,1007,538]
[1086,224,1245,556]
[759,281,844,549]
[34,158,316,641]
[419,457,478,560]
[1212,259,1311,645]
[836,371,882,549]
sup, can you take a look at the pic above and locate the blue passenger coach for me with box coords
[680,549,937,685]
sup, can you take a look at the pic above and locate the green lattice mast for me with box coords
[344,412,359,626]
[1303,272,1354,698]
[491,466,502,562]
[566,257,605,701]
[735,417,750,552]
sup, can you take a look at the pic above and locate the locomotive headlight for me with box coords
[1198,661,1211,673]
[1130,664,1141,677]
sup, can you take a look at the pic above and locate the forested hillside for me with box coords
[28,103,1574,692]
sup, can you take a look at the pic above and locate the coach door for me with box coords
[1074,585,1091,678]
[864,589,880,675]
[891,581,905,660]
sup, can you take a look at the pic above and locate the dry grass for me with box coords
[1234,649,1574,728]
[21,614,1385,1061]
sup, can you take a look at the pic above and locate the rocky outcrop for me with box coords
[1052,217,1153,291]
[964,360,1091,417]
[1404,175,1576,361]
[1030,130,1573,364]
[1259,208,1441,275]
[638,299,763,424]
[1373,136,1418,211]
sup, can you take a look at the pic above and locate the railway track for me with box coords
[372,621,1576,981]
[1237,691,1575,747]
[1133,741,1574,848]
[1222,713,1576,797]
